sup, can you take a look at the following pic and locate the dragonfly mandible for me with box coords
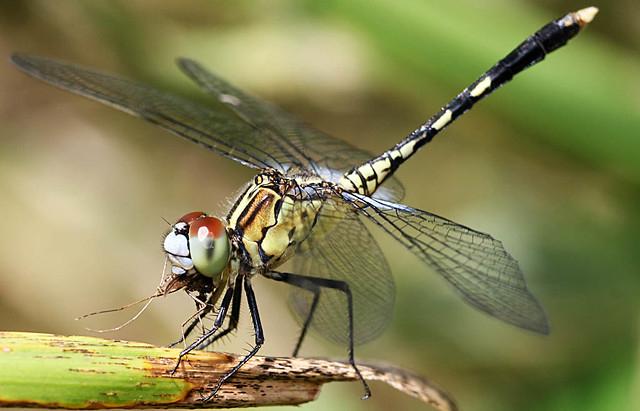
[11,7,597,401]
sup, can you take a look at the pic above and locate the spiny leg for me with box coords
[195,282,243,350]
[168,293,215,348]
[266,271,371,399]
[202,275,264,401]
[170,286,234,374]
[291,284,320,357]
[169,304,209,349]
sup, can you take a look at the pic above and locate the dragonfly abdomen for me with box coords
[340,7,597,198]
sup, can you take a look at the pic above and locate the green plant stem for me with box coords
[0,332,455,410]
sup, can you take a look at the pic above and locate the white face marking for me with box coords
[171,266,186,275]
[399,139,417,159]
[168,254,194,270]
[163,232,189,257]
[432,109,453,131]
[470,76,492,97]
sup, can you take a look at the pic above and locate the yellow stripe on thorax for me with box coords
[229,180,321,268]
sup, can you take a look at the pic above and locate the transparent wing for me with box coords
[11,53,302,172]
[343,192,549,334]
[288,197,395,345]
[177,58,405,202]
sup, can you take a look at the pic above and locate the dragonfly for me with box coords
[12,7,596,401]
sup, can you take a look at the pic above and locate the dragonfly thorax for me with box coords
[163,211,231,282]
[228,170,325,270]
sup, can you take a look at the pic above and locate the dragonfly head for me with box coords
[163,212,231,284]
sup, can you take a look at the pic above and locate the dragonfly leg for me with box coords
[292,286,320,357]
[167,294,215,348]
[202,275,264,401]
[194,283,243,350]
[265,271,371,400]
[170,286,234,374]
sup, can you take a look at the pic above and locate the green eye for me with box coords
[188,216,230,279]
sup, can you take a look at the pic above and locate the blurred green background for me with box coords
[1,1,638,410]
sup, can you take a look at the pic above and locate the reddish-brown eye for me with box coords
[178,211,206,224]
[188,216,230,278]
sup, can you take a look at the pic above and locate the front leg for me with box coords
[194,282,243,350]
[201,275,264,401]
[170,286,234,374]
[168,294,215,348]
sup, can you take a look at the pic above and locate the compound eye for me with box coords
[178,211,206,224]
[188,216,230,279]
